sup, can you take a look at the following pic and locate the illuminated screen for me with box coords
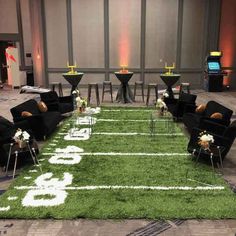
[208,62,220,70]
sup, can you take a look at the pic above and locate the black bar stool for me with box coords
[134,81,144,102]
[88,83,100,106]
[51,82,63,97]
[179,82,190,94]
[146,83,158,106]
[102,81,113,102]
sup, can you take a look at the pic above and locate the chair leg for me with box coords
[102,85,105,102]
[59,83,63,97]
[155,85,158,101]
[13,151,18,179]
[110,84,113,102]
[146,87,150,106]
[141,84,144,102]
[134,84,137,101]
[96,85,100,106]
[88,86,91,105]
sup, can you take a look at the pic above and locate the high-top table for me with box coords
[62,73,84,94]
[160,74,180,99]
[115,72,134,103]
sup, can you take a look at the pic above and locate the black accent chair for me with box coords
[187,120,236,162]
[0,116,33,167]
[164,93,197,121]
[183,101,233,133]
[40,91,73,114]
[10,99,62,140]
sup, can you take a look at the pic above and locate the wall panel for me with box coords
[219,0,236,68]
[45,0,68,68]
[72,0,104,68]
[109,0,141,68]
[145,0,178,68]
[0,0,18,33]
[181,0,206,68]
[20,0,32,66]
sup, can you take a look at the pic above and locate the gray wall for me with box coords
[2,0,236,89]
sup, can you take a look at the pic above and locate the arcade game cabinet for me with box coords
[204,51,227,92]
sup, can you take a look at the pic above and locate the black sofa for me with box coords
[164,93,197,121]
[10,99,62,140]
[183,100,233,133]
[187,120,236,162]
[40,91,73,114]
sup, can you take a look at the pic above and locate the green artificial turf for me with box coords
[0,107,235,219]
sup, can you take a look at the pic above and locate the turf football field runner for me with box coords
[0,107,235,219]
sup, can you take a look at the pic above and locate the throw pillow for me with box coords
[210,112,223,119]
[195,104,206,113]
[38,101,48,112]
[21,111,32,117]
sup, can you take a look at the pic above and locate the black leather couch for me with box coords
[183,101,233,133]
[164,93,197,121]
[10,99,62,140]
[187,120,236,162]
[40,91,73,114]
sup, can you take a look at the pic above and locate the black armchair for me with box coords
[40,91,73,114]
[183,101,233,133]
[164,93,197,121]
[10,99,62,140]
[187,120,236,162]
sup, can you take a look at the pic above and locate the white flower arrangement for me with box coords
[13,129,30,142]
[156,98,167,110]
[198,131,214,150]
[75,96,87,108]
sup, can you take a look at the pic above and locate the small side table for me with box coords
[6,139,41,178]
[194,144,224,172]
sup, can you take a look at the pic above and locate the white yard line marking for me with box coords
[0,206,10,211]
[42,152,189,156]
[97,119,168,122]
[15,185,225,191]
[102,109,153,112]
[93,132,183,136]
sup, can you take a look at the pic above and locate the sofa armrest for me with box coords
[185,104,197,113]
[198,119,227,135]
[59,96,73,103]
[201,117,230,127]
[46,103,60,112]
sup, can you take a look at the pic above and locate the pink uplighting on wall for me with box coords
[119,35,130,67]
[219,0,236,86]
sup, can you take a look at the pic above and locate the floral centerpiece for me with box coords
[72,90,87,112]
[156,98,167,116]
[13,128,30,148]
[198,131,214,150]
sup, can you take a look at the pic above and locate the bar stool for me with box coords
[88,83,100,106]
[51,82,63,97]
[146,83,158,106]
[134,81,144,102]
[179,82,190,94]
[102,81,113,102]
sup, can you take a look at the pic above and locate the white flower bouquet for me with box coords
[156,98,167,110]
[14,128,30,142]
[13,128,30,148]
[198,131,214,150]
